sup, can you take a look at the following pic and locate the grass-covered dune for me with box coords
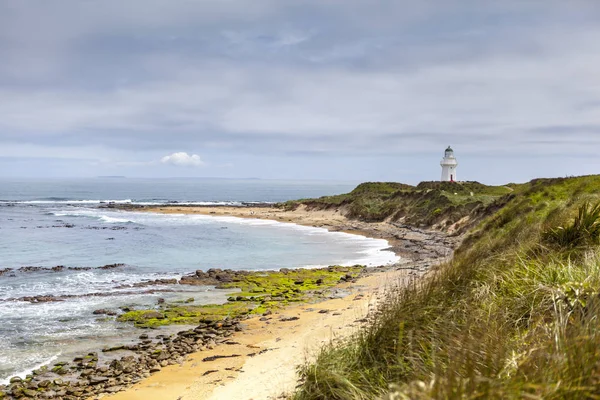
[279,181,514,234]
[294,175,600,399]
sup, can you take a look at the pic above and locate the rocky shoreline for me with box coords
[0,318,244,399]
[0,261,435,400]
[0,206,459,400]
[0,265,367,400]
[0,265,372,400]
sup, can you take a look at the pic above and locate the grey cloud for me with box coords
[528,125,600,135]
[1,1,600,180]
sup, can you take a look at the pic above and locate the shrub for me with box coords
[543,201,600,249]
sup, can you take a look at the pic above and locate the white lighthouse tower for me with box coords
[440,146,458,182]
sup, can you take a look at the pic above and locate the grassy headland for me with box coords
[293,175,600,399]
[279,181,513,234]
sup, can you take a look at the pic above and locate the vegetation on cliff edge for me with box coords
[279,181,514,233]
[294,175,600,399]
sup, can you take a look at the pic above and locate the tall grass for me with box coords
[294,175,600,400]
[543,201,600,250]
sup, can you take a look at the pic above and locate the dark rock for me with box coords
[92,309,117,316]
[141,311,164,319]
[102,345,124,352]
[202,354,241,362]
[202,370,219,376]
[104,385,123,393]
[98,263,125,270]
[23,388,38,397]
[40,390,57,399]
[89,376,109,384]
[37,380,51,388]
[19,295,63,303]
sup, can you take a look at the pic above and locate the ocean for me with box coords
[0,178,399,382]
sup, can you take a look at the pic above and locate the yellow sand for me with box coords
[108,270,411,400]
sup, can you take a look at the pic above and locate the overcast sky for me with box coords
[1,1,599,184]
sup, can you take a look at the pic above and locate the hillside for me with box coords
[279,181,514,234]
[293,175,600,399]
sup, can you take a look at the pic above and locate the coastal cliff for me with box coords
[279,181,513,235]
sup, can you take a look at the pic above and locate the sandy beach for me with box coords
[124,205,458,262]
[99,205,455,400]
[108,268,414,400]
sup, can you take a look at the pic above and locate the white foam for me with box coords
[0,270,184,300]
[0,353,61,385]
[45,207,400,267]
[3,199,133,205]
[52,209,134,224]
[132,201,247,206]
[141,211,401,267]
[99,215,134,224]
[60,208,399,267]
[1,200,266,206]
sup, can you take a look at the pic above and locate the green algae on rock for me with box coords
[117,265,364,328]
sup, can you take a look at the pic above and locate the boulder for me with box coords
[93,309,117,316]
[142,311,164,319]
[89,376,109,384]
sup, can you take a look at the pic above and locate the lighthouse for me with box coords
[440,146,458,182]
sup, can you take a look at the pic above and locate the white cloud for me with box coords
[160,152,204,167]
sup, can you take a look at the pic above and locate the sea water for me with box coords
[0,178,399,382]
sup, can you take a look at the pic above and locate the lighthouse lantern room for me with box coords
[440,146,458,182]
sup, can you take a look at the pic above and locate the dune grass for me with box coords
[293,175,600,399]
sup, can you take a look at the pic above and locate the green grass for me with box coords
[543,201,600,250]
[293,175,600,399]
[278,180,513,231]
